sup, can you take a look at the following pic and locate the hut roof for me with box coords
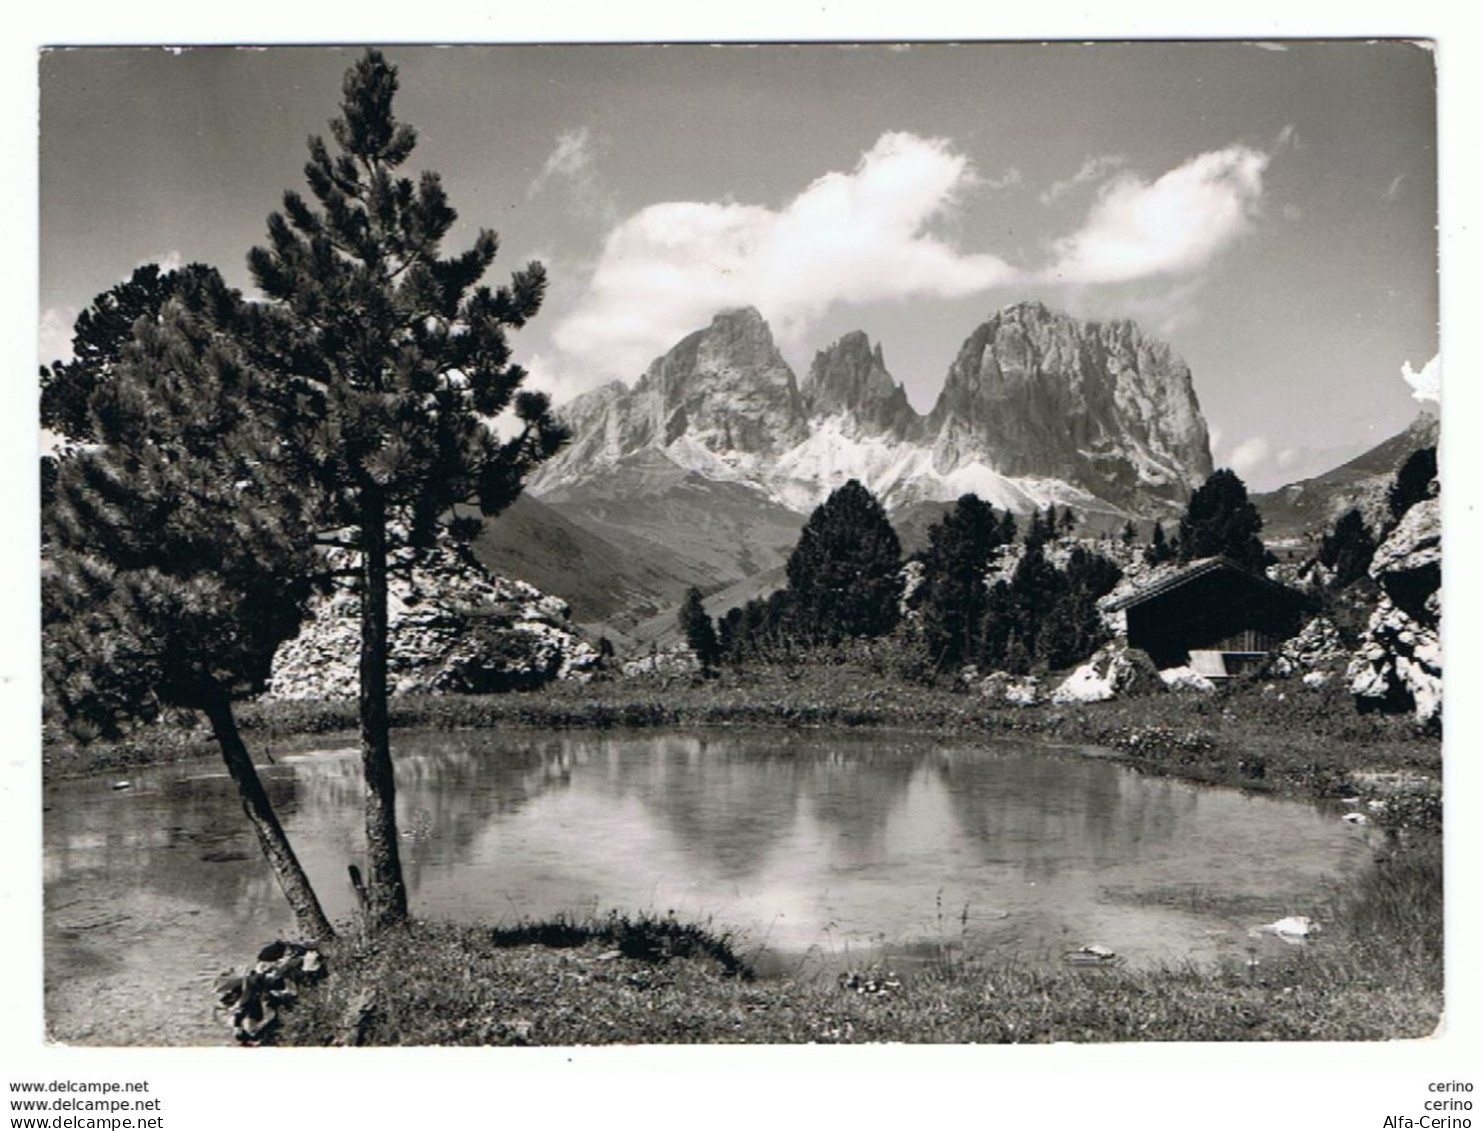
[1107,556,1305,613]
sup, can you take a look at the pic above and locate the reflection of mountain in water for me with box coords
[944,752,1197,882]
[45,728,1359,982]
[588,734,804,879]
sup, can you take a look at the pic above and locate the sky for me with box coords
[39,41,1438,491]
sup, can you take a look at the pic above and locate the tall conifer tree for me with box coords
[43,279,334,941]
[246,50,567,930]
[784,480,901,644]
[1318,508,1378,588]
[919,493,1005,669]
[678,587,721,671]
[1175,468,1267,572]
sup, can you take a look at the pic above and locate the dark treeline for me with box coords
[683,480,1124,679]
[677,458,1396,681]
[714,480,904,663]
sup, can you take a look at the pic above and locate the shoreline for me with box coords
[44,664,1442,825]
[42,666,1443,1046]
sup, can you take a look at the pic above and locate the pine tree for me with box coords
[784,479,902,644]
[43,280,333,941]
[1042,546,1121,668]
[1387,446,1437,526]
[1144,520,1174,565]
[1175,468,1267,572]
[978,534,1061,671]
[1318,508,1377,589]
[245,49,568,931]
[41,263,224,444]
[978,581,1017,673]
[677,587,720,671]
[717,606,745,664]
[919,493,1005,669]
[978,537,1120,673]
[1042,504,1059,540]
[1120,520,1138,546]
[996,510,1018,548]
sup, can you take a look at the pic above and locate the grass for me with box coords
[275,835,1441,1045]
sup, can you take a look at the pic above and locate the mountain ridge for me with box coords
[1252,411,1439,542]
[531,301,1214,520]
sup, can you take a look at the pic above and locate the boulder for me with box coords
[1347,602,1442,722]
[980,671,1044,707]
[1051,643,1166,704]
[1347,494,1441,723]
[1158,666,1217,693]
[1270,616,1347,677]
[215,939,325,1044]
[265,536,600,701]
[620,647,702,679]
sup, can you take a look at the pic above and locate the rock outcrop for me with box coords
[926,302,1212,511]
[979,672,1044,707]
[801,331,920,441]
[265,537,600,701]
[533,307,810,491]
[1051,643,1166,704]
[1347,494,1441,723]
[1270,617,1348,678]
[534,302,1214,518]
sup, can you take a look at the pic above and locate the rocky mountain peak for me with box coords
[534,301,1214,518]
[802,330,920,440]
[632,305,809,456]
[926,302,1212,509]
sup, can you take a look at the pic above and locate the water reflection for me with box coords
[46,728,1367,983]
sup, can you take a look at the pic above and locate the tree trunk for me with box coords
[201,687,335,942]
[358,483,409,931]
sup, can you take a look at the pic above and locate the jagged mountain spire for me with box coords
[801,331,920,441]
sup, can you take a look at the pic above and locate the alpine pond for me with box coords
[44,728,1370,1044]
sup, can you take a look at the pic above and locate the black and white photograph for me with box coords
[32,37,1446,1048]
[10,15,1479,1120]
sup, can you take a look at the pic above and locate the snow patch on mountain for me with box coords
[534,302,1213,519]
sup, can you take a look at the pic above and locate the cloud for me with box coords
[549,131,1016,390]
[1226,436,1272,480]
[1402,354,1439,403]
[1042,145,1270,285]
[1383,172,1408,201]
[152,250,184,273]
[39,305,79,366]
[982,167,1023,191]
[1107,277,1209,338]
[1039,154,1127,206]
[1218,433,1338,490]
[528,127,618,225]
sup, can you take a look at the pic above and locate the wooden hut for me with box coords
[1107,557,1309,677]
